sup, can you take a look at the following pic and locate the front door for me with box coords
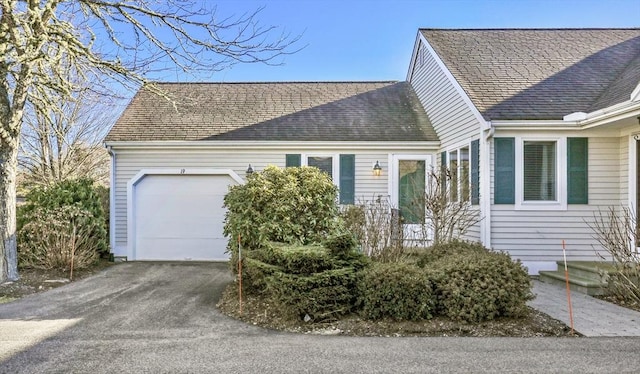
[390,155,432,245]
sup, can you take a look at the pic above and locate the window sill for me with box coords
[515,201,567,211]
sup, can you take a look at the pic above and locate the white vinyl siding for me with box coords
[620,136,629,205]
[409,40,481,147]
[112,150,282,251]
[110,146,434,255]
[409,39,483,242]
[490,135,622,263]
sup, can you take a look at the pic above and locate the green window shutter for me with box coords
[567,138,588,204]
[339,154,355,204]
[471,139,480,205]
[285,154,301,167]
[494,138,515,204]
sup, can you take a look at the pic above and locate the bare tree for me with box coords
[343,196,405,262]
[0,0,301,281]
[414,167,481,245]
[19,85,117,188]
[588,206,640,305]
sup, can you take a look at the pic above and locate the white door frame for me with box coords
[629,135,638,213]
[388,154,433,244]
[126,168,244,260]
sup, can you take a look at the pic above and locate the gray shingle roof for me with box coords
[420,29,640,121]
[106,81,438,142]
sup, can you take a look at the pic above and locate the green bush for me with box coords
[266,267,360,320]
[358,262,434,321]
[240,256,282,293]
[427,250,533,323]
[94,185,110,234]
[17,178,108,257]
[259,243,337,275]
[238,242,369,318]
[416,240,488,267]
[18,205,101,270]
[323,230,358,257]
[224,166,340,255]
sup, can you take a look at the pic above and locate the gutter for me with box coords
[577,100,640,129]
[480,124,493,249]
[490,100,640,131]
[106,144,116,256]
[103,140,441,151]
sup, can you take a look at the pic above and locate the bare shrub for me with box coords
[18,205,100,273]
[342,165,481,262]
[420,167,481,245]
[341,196,405,263]
[588,206,640,305]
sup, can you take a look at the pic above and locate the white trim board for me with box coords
[105,140,440,151]
[514,136,568,211]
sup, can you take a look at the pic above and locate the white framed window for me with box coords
[515,137,566,210]
[445,146,471,203]
[302,154,339,187]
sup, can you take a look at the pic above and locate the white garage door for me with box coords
[133,174,237,261]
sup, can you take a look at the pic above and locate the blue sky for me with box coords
[155,0,640,82]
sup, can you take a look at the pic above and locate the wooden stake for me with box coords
[562,240,574,334]
[238,234,243,315]
[70,225,76,281]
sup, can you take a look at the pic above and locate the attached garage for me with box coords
[106,82,438,261]
[127,169,243,261]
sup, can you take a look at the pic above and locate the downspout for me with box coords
[106,145,116,257]
[481,124,494,248]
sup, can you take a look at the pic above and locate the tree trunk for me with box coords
[0,144,18,281]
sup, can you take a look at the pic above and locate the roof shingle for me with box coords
[420,28,640,120]
[106,81,437,142]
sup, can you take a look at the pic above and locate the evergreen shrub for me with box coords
[426,250,533,323]
[17,178,109,260]
[358,262,434,321]
[223,165,340,254]
[266,267,360,320]
[416,239,487,267]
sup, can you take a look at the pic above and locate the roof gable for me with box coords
[420,28,640,121]
[106,81,437,142]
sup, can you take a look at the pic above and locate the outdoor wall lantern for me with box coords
[246,164,254,175]
[373,161,382,176]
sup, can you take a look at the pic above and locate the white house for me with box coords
[408,28,640,273]
[105,81,438,262]
[106,28,640,274]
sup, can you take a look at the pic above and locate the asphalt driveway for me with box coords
[0,262,639,373]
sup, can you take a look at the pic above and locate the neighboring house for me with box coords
[106,28,640,275]
[104,82,438,261]
[408,28,640,273]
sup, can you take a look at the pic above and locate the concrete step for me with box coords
[538,270,609,296]
[557,261,616,283]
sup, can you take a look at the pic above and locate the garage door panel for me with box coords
[135,238,229,261]
[137,177,230,195]
[138,220,225,239]
[134,174,236,261]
